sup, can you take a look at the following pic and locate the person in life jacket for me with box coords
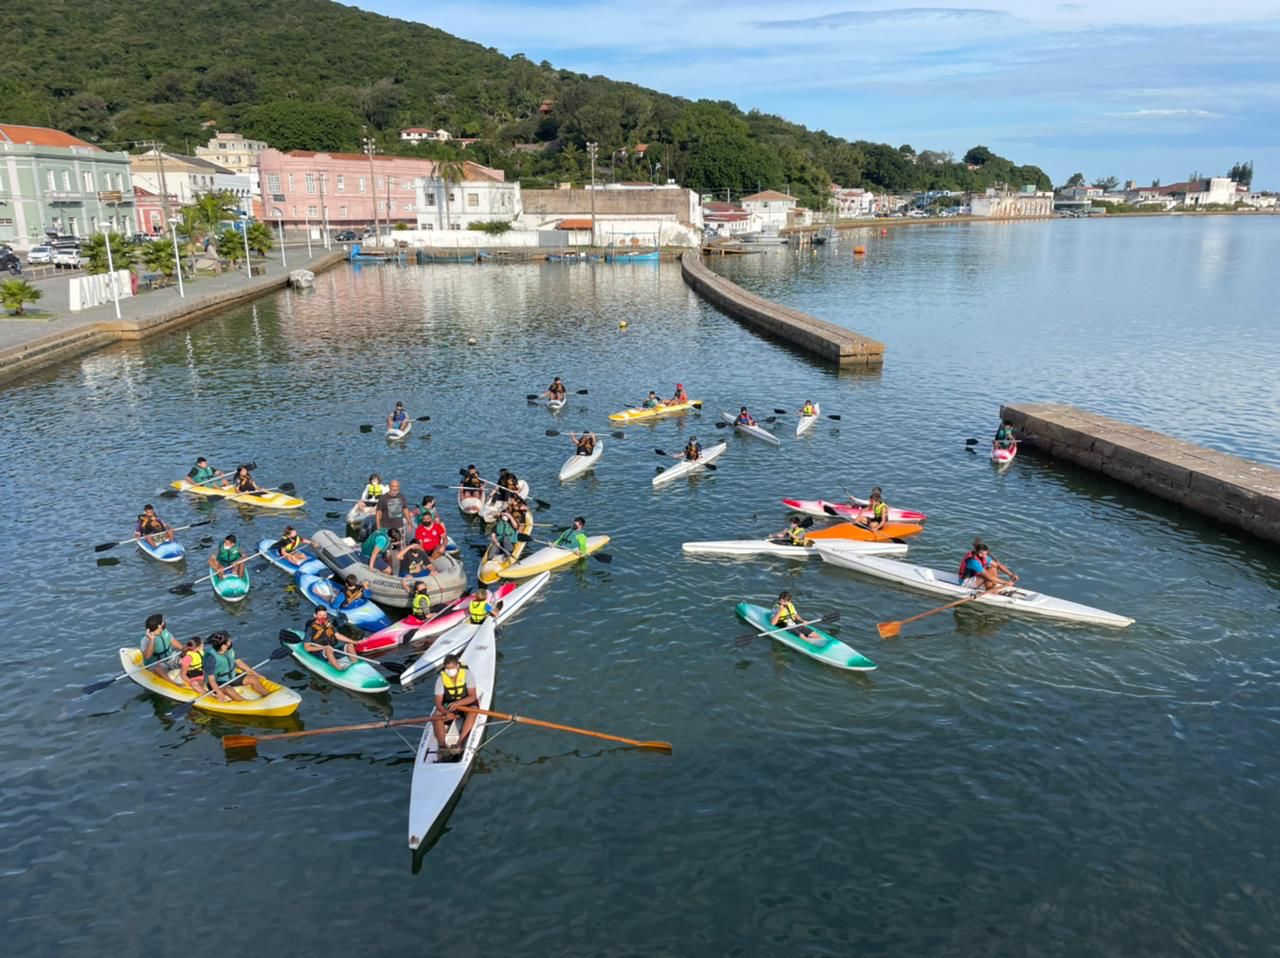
[361,473,387,504]
[431,652,480,756]
[570,431,596,456]
[208,533,246,580]
[490,507,521,560]
[231,464,262,494]
[545,376,567,401]
[666,383,689,406]
[993,420,1017,452]
[183,456,225,490]
[553,516,590,556]
[140,612,182,676]
[682,436,702,462]
[405,581,434,623]
[460,465,484,497]
[770,516,809,547]
[958,539,1019,592]
[735,406,756,426]
[339,574,370,609]
[857,487,890,533]
[303,607,356,671]
[769,590,820,644]
[642,390,661,409]
[205,631,270,701]
[134,504,173,546]
[273,525,312,567]
[468,590,493,624]
[799,400,817,418]
[179,634,208,694]
[364,526,401,572]
[387,401,409,431]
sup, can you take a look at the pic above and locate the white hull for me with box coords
[558,441,604,481]
[652,442,728,487]
[814,545,1134,627]
[682,538,907,558]
[796,403,820,436]
[722,412,781,446]
[387,420,411,441]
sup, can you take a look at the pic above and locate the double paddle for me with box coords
[159,462,256,499]
[361,415,431,433]
[653,448,717,473]
[734,611,841,648]
[772,407,841,421]
[93,518,212,553]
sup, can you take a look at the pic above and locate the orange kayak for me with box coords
[805,521,923,542]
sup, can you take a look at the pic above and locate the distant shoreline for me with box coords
[828,208,1278,231]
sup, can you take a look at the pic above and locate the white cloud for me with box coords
[1103,109,1224,119]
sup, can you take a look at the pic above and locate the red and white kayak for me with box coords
[781,497,927,524]
[991,443,1017,467]
[355,581,519,655]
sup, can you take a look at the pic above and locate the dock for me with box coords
[680,251,884,367]
[1001,403,1280,545]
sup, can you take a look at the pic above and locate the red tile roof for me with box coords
[557,218,594,230]
[742,190,794,202]
[0,124,101,150]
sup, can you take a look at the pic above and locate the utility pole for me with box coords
[362,127,380,241]
[136,141,173,222]
[587,142,598,249]
[317,172,330,250]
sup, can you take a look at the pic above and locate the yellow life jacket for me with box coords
[281,534,300,554]
[367,483,386,498]
[441,667,469,705]
[469,598,489,624]
[773,601,798,625]
[184,649,205,677]
[787,526,807,546]
[412,592,431,618]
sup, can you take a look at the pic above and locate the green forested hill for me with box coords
[0,0,1051,206]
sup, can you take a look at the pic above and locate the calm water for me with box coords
[2,218,1278,956]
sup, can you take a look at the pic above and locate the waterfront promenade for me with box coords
[0,248,344,386]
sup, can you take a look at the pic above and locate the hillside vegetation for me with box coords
[1,0,1051,207]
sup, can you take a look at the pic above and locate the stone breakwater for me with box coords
[680,251,884,367]
[1002,402,1280,545]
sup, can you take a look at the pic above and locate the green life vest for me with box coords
[217,545,242,566]
[555,529,587,552]
[207,646,238,684]
[141,627,174,666]
[188,465,216,483]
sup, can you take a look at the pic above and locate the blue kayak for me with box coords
[296,572,392,632]
[137,537,185,563]
[258,537,327,577]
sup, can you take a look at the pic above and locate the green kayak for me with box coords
[280,629,390,694]
[735,602,876,671]
[211,569,250,603]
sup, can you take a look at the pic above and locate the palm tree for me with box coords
[139,239,176,277]
[190,191,239,237]
[215,230,245,264]
[82,232,135,275]
[436,157,467,231]
[245,222,274,256]
[0,278,41,315]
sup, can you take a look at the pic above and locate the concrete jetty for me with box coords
[1002,403,1280,545]
[0,250,345,388]
[680,251,884,367]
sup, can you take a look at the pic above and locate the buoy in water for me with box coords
[880,228,887,236]
[619,321,629,329]
[467,336,477,345]
[853,245,867,256]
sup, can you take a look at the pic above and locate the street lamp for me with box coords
[274,210,287,269]
[587,142,598,249]
[168,216,184,299]
[654,162,662,185]
[100,222,122,320]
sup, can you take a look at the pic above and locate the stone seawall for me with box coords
[1002,402,1280,545]
[680,251,884,367]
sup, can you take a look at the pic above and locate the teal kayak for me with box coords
[280,628,390,694]
[211,569,250,603]
[734,602,876,671]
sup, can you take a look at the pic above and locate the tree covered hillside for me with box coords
[1,0,1051,206]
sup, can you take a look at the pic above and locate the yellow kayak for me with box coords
[477,516,532,584]
[117,649,302,717]
[169,478,304,509]
[498,535,611,579]
[608,400,701,423]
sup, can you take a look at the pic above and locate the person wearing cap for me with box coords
[431,652,480,756]
[208,533,246,580]
[856,487,890,533]
[387,401,409,431]
[302,607,357,671]
[666,383,689,405]
[735,405,757,426]
[552,516,590,556]
[958,539,1018,593]
[182,456,225,490]
[205,631,271,700]
[681,435,702,462]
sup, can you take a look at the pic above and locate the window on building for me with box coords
[46,170,55,191]
[287,174,295,193]
[424,223,433,230]
[425,195,435,207]
[377,177,384,190]
[82,171,93,192]
[307,206,317,216]
[403,202,413,211]
[449,223,461,230]
[69,216,79,235]
[305,173,316,194]
[467,193,479,207]
[339,206,347,216]
[89,215,97,232]
[291,206,297,216]
[358,177,366,193]
[62,170,72,191]
[267,173,281,194]
[336,175,345,192]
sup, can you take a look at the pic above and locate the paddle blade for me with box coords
[222,735,259,751]
[591,552,613,564]
[359,424,373,433]
[82,678,118,695]
[611,431,626,440]
[159,489,179,499]
[733,633,757,648]
[965,438,979,446]
[516,532,533,542]
[876,620,901,640]
[800,517,815,528]
[703,463,717,471]
[827,414,841,421]
[691,401,703,409]
[576,388,589,395]
[534,498,551,510]
[525,394,539,400]
[822,504,839,516]
[278,482,296,492]
[379,660,408,676]
[714,421,728,428]
[93,541,119,553]
[168,583,197,596]
[416,415,431,422]
[773,408,788,415]
[654,448,668,457]
[545,429,559,437]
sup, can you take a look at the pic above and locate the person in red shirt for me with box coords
[414,495,448,560]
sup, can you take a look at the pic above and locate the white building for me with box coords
[970,187,1054,218]
[831,186,876,219]
[740,190,797,232]
[1153,177,1242,207]
[129,149,253,210]
[194,132,266,174]
[415,173,520,231]
[401,128,453,144]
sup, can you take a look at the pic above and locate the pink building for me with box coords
[256,149,503,231]
[133,186,179,236]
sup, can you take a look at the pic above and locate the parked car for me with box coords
[53,248,88,269]
[334,230,358,242]
[27,245,53,264]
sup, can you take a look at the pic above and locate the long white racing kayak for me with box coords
[408,618,497,849]
[558,441,604,481]
[814,544,1134,627]
[652,441,727,487]
[682,538,907,559]
[796,403,820,437]
[721,412,781,446]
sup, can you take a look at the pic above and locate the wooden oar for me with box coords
[455,707,671,752]
[169,551,264,595]
[223,715,439,750]
[94,518,213,553]
[877,593,987,640]
[82,649,182,695]
[734,611,840,647]
[517,532,612,564]
[360,415,431,432]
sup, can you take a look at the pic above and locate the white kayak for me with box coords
[722,412,781,446]
[387,420,412,441]
[480,480,530,523]
[652,441,728,487]
[796,403,820,437]
[814,544,1134,628]
[547,397,566,411]
[558,441,603,481]
[682,538,908,559]
[345,499,377,533]
[407,618,497,849]
[399,571,550,686]
[457,486,484,515]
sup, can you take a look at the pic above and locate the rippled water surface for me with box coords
[2,218,1278,957]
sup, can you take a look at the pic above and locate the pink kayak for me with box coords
[781,497,928,524]
[355,581,520,654]
[991,443,1017,467]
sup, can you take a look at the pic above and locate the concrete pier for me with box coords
[680,251,884,367]
[1002,402,1280,545]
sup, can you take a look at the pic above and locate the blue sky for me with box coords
[362,1,1280,188]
